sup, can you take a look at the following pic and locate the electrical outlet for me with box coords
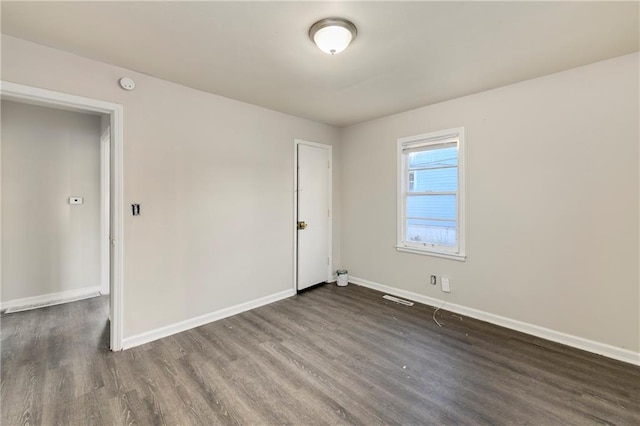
[430,275,437,285]
[441,276,451,293]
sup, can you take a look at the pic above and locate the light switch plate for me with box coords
[69,197,84,205]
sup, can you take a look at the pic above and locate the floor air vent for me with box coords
[383,294,414,306]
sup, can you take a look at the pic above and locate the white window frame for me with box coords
[396,127,466,261]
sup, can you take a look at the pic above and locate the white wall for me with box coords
[340,53,639,353]
[1,100,102,302]
[0,35,341,338]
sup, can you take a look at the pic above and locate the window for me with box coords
[397,128,465,260]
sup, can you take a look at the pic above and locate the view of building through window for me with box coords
[405,144,458,247]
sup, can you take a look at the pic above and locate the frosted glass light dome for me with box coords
[309,18,357,55]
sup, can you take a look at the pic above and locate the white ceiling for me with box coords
[2,1,638,127]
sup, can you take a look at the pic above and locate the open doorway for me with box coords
[0,82,123,350]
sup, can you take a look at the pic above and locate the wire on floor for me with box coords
[433,300,447,327]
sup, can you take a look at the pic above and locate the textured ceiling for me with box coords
[2,1,638,127]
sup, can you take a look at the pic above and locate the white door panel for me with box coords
[297,144,330,290]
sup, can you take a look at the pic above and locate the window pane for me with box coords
[408,146,457,169]
[406,194,456,220]
[406,219,456,247]
[408,167,457,192]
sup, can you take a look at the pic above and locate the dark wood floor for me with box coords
[1,284,639,425]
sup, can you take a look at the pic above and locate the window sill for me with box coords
[395,246,467,262]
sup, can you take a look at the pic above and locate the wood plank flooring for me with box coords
[1,284,639,425]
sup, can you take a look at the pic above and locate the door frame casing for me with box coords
[293,139,333,293]
[1,81,125,351]
[100,117,110,295]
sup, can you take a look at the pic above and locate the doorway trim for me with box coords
[1,81,124,351]
[293,139,332,293]
[100,119,111,296]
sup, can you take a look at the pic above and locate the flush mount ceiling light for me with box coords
[309,17,357,55]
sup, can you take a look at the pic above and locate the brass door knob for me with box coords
[297,221,308,230]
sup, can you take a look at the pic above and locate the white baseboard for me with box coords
[122,289,296,350]
[350,276,640,366]
[1,286,102,312]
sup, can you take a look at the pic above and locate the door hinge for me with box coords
[327,257,330,266]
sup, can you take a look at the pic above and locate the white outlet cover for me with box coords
[441,277,451,293]
[119,77,136,91]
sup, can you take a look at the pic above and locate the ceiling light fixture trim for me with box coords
[309,17,357,55]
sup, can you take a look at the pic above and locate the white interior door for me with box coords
[297,143,330,291]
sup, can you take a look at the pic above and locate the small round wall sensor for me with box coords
[119,77,136,91]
